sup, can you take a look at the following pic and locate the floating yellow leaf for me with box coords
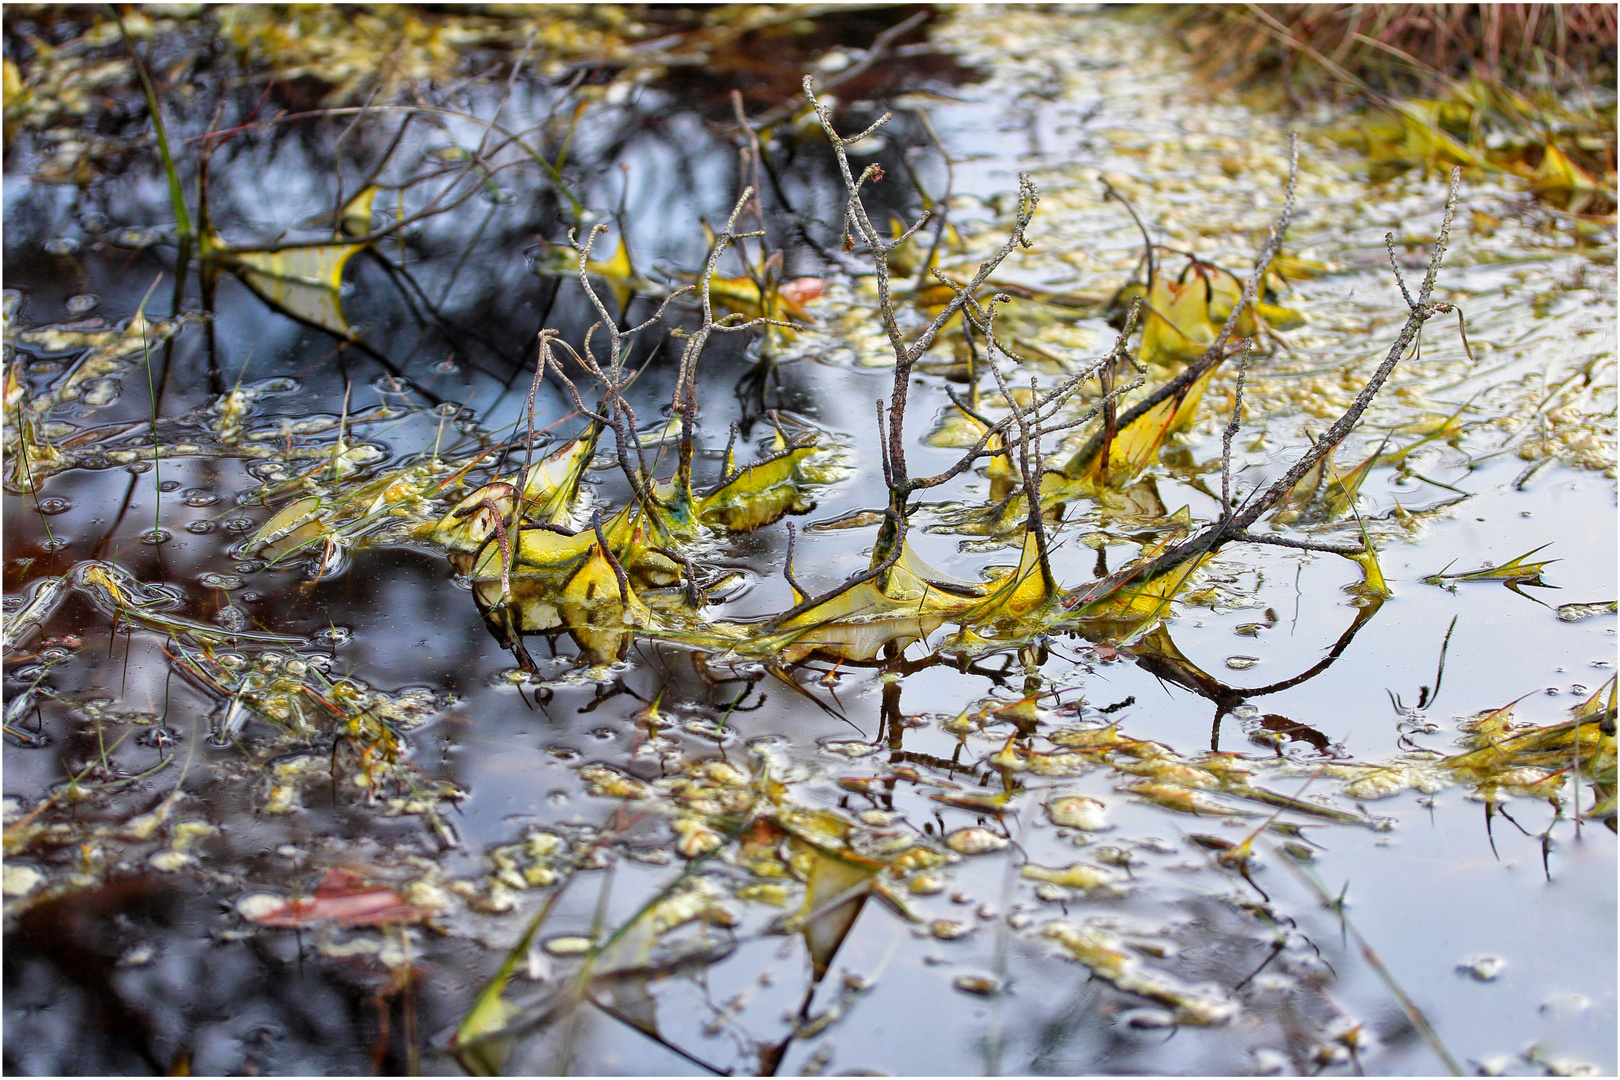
[248,495,330,560]
[699,442,820,533]
[225,242,366,339]
[1436,545,1558,585]
[1343,543,1392,601]
[1060,368,1219,489]
[1139,272,1216,365]
[430,427,599,554]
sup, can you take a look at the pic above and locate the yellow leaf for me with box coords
[1324,447,1379,521]
[431,428,599,553]
[699,444,819,533]
[227,242,366,339]
[339,185,380,238]
[959,528,1053,625]
[1440,545,1558,584]
[790,842,880,975]
[1343,544,1392,600]
[1527,144,1601,213]
[1140,273,1215,365]
[1060,364,1220,487]
[249,495,330,560]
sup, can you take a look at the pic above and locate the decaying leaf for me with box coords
[1042,919,1236,1025]
[243,867,428,927]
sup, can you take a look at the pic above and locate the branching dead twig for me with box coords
[1066,140,1303,481]
[1068,166,1465,611]
[805,77,1061,531]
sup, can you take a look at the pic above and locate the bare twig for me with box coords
[1067,139,1301,480]
[1068,167,1464,610]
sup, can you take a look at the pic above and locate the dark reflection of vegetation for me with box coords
[1131,605,1382,752]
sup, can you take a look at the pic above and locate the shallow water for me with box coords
[3,7,1615,1076]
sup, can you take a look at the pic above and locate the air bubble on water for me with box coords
[36,498,71,515]
[65,294,99,314]
[185,520,217,534]
[43,237,81,256]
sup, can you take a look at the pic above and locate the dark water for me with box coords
[4,7,1615,1076]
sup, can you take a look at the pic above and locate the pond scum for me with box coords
[2,5,1616,1076]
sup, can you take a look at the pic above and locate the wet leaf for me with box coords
[244,867,427,927]
[1042,919,1236,1025]
[3,575,70,649]
[699,439,820,533]
[452,871,573,1077]
[73,561,303,645]
[1139,272,1217,365]
[1070,528,1209,633]
[1323,445,1380,521]
[248,495,330,559]
[1434,545,1558,585]
[431,427,600,554]
[224,241,367,340]
[557,533,659,664]
[1357,101,1491,178]
[1523,143,1602,214]
[787,841,881,976]
[1343,542,1392,601]
[706,271,819,326]
[1059,366,1220,488]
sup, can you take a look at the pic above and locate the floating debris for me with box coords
[945,827,1010,855]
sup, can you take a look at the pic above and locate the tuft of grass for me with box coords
[1171,4,1616,209]
[1176,4,1616,101]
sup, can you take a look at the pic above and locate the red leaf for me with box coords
[248,868,425,928]
[778,277,825,306]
